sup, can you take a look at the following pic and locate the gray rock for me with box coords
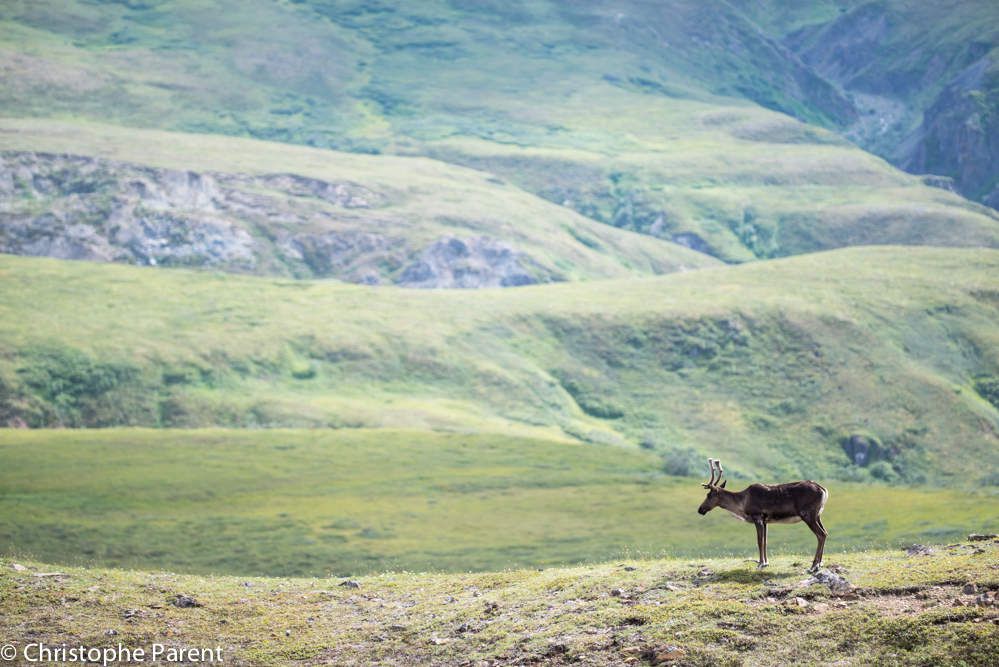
[968,533,998,542]
[398,235,542,289]
[169,594,201,608]
[801,569,852,594]
[905,544,935,556]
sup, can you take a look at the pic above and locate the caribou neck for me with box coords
[715,488,748,516]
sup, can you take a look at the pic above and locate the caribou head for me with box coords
[697,458,727,515]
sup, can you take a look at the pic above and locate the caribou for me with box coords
[697,458,829,572]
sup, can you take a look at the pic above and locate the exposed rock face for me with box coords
[841,434,889,467]
[0,153,256,269]
[0,152,551,287]
[399,237,539,288]
[904,61,999,206]
[784,3,999,208]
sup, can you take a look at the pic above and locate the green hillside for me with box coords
[2,3,997,263]
[3,543,997,665]
[2,247,997,485]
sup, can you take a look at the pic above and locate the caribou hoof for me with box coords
[807,564,821,574]
[757,562,769,569]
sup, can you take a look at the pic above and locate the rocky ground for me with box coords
[1,541,996,665]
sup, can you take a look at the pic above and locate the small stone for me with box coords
[33,572,67,578]
[650,645,686,664]
[285,629,291,637]
[339,580,360,589]
[429,634,451,646]
[104,629,118,636]
[794,597,810,608]
[963,583,978,595]
[905,544,934,556]
[975,593,991,606]
[968,534,998,541]
[169,594,201,608]
[623,566,637,572]
[801,569,853,594]
[11,563,27,572]
[610,588,625,597]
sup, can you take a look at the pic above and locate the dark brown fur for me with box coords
[699,471,829,571]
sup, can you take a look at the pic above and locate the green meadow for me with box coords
[1,429,996,577]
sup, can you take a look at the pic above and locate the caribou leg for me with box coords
[754,520,768,568]
[804,515,828,573]
[762,521,769,567]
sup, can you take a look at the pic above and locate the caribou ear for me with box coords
[720,480,727,488]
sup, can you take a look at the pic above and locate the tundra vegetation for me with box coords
[1,1,999,664]
[2,543,997,665]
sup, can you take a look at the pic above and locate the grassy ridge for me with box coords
[1,428,997,579]
[0,118,718,282]
[2,248,998,485]
[2,544,996,665]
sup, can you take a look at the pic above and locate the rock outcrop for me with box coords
[783,3,999,209]
[0,151,557,287]
[903,60,999,207]
[398,237,540,288]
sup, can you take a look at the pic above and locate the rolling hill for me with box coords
[2,247,997,486]
[4,3,999,663]
[1,1,997,266]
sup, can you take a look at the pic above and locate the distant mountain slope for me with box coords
[0,119,716,285]
[2,248,996,486]
[2,2,997,261]
[773,0,999,207]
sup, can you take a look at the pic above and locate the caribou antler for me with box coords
[703,458,726,488]
[713,459,725,487]
[703,458,718,488]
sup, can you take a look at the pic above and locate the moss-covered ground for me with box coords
[2,542,996,665]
